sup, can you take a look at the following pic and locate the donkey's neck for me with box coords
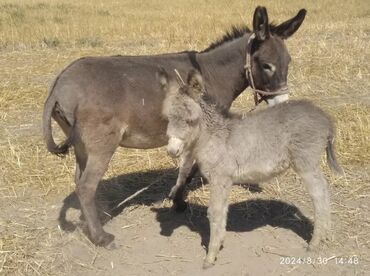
[197,35,250,109]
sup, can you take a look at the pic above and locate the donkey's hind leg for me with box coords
[73,111,122,247]
[299,168,331,250]
[76,149,116,247]
[169,150,196,212]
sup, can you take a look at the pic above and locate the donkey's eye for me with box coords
[262,63,274,71]
[262,63,276,76]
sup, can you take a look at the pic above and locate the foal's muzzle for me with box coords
[167,137,184,158]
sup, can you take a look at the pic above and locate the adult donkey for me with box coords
[43,6,306,247]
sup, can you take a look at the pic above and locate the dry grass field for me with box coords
[0,0,369,275]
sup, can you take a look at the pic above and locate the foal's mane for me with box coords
[200,94,232,118]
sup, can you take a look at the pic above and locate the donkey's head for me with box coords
[161,70,204,158]
[248,7,306,105]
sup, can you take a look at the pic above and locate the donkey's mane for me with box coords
[201,25,251,53]
[201,23,281,53]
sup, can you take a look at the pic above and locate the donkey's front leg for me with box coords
[169,150,195,212]
[204,178,232,268]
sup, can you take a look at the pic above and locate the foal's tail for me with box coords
[326,136,343,175]
[43,94,73,156]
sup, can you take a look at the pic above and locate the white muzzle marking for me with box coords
[267,93,289,106]
[167,137,184,158]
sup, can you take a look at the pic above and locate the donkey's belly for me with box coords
[119,131,168,149]
[118,116,168,149]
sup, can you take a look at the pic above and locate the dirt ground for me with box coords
[0,0,369,275]
[1,161,368,276]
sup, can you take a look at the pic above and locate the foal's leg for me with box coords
[204,178,232,268]
[299,168,331,250]
[169,150,195,212]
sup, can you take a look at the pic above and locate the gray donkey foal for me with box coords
[161,70,342,268]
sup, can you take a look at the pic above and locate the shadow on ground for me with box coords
[151,199,313,249]
[57,168,312,246]
[58,168,177,231]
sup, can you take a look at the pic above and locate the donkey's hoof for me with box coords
[173,200,188,213]
[203,260,215,269]
[58,221,76,232]
[94,232,115,248]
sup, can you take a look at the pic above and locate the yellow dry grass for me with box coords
[0,0,369,275]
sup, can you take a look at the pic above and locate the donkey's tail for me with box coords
[42,95,72,156]
[326,137,343,175]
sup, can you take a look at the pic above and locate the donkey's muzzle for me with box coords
[167,137,184,158]
[266,86,289,106]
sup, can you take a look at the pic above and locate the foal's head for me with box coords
[247,7,306,105]
[161,70,204,158]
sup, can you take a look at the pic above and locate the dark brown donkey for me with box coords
[43,6,306,247]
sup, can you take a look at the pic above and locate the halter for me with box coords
[244,33,289,106]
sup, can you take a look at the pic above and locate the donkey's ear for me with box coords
[253,6,270,41]
[271,9,307,39]
[157,67,169,90]
[186,70,205,98]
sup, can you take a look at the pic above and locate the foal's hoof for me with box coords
[105,241,118,250]
[307,235,327,252]
[203,260,215,269]
[168,186,178,200]
[307,243,322,253]
[173,200,188,213]
[94,232,115,248]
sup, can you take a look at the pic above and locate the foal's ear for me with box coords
[253,6,270,41]
[186,69,205,99]
[271,9,307,39]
